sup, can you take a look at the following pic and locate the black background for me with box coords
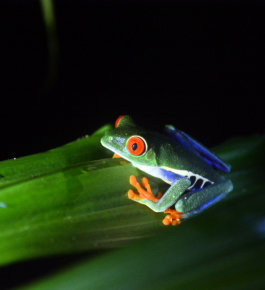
[0,0,264,287]
[1,1,264,162]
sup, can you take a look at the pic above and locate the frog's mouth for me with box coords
[101,136,126,158]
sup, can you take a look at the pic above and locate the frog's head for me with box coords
[101,115,159,167]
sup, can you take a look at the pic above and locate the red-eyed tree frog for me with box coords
[101,116,233,226]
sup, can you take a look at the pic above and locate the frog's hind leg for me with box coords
[175,179,233,219]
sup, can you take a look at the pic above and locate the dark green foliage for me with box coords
[0,125,264,289]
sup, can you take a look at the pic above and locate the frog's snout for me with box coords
[100,135,113,147]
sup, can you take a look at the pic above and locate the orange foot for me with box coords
[128,175,162,202]
[162,208,182,226]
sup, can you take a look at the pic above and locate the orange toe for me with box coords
[162,208,182,226]
[171,219,180,226]
[112,153,121,159]
[162,216,171,226]
[141,177,152,192]
[128,189,136,199]
[129,175,138,186]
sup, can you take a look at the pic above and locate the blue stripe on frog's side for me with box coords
[160,168,183,184]
[133,164,183,184]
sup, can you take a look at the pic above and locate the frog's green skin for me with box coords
[101,116,233,219]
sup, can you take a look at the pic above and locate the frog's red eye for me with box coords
[115,115,125,128]
[126,136,146,156]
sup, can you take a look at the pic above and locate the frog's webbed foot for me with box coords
[128,175,162,202]
[162,208,182,226]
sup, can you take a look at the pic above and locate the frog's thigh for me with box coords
[175,179,233,215]
[136,178,190,212]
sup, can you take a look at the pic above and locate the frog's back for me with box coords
[165,125,231,173]
[157,135,225,183]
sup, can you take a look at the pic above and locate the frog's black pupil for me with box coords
[132,143,137,151]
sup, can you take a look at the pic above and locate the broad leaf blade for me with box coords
[0,129,264,272]
[0,125,163,265]
[24,155,265,289]
[0,125,112,189]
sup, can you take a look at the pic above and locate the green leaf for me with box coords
[0,123,264,290]
[23,135,265,290]
[0,124,112,189]
[0,124,164,266]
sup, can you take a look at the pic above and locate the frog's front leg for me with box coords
[175,179,233,218]
[129,175,191,225]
